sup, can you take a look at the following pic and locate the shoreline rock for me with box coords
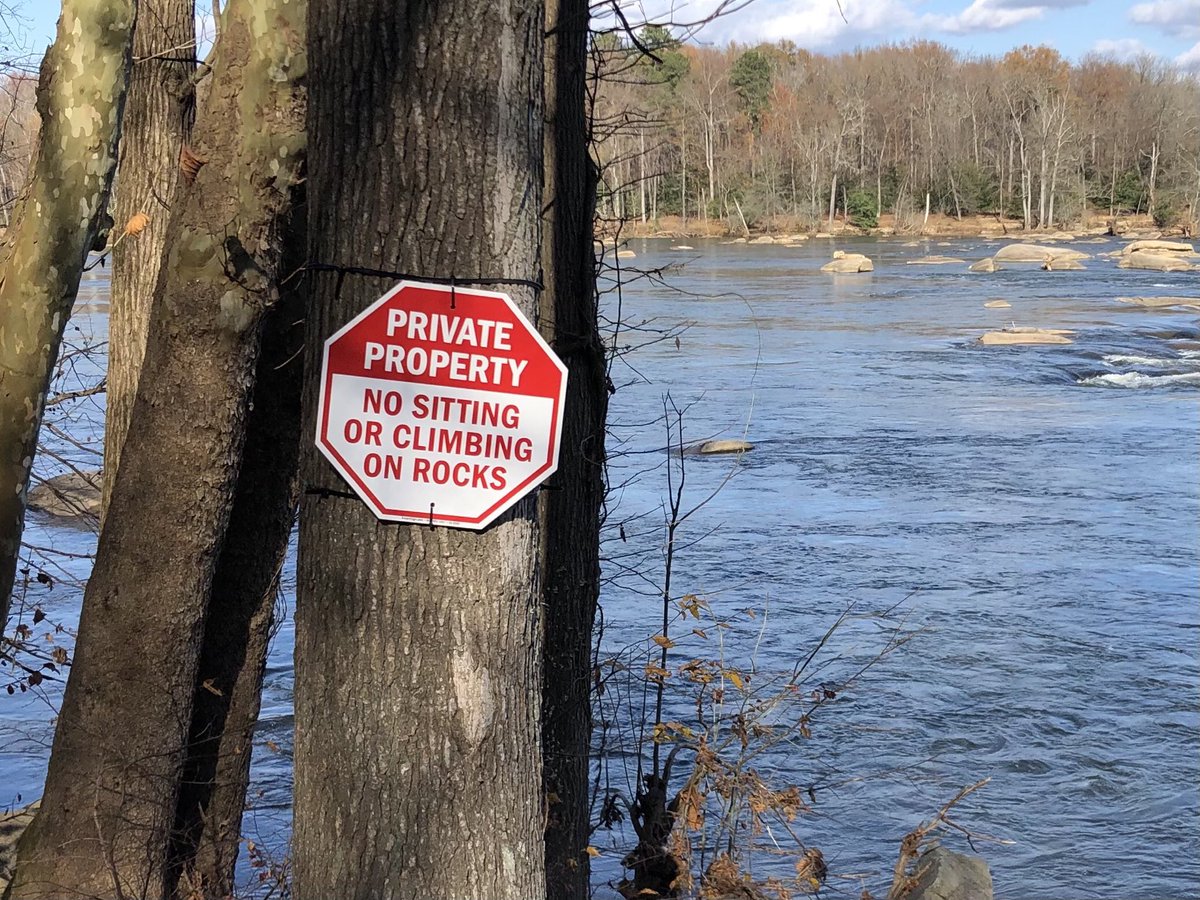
[27,470,102,519]
[1,802,40,891]
[906,846,993,900]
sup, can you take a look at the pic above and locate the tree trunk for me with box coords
[680,126,687,224]
[293,1,546,898]
[639,128,646,223]
[8,1,305,897]
[0,0,134,633]
[103,0,196,521]
[541,1,606,897]
[166,229,306,899]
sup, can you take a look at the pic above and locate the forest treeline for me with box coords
[593,30,1200,232]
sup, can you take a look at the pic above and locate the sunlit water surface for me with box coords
[3,237,1198,898]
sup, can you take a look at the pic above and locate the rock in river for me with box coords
[1117,251,1196,272]
[906,846,994,900]
[684,439,753,456]
[992,243,1088,263]
[980,327,1073,346]
[1121,239,1194,255]
[969,257,998,273]
[907,256,966,265]
[1117,296,1200,309]
[1041,258,1085,270]
[27,470,102,518]
[821,250,874,273]
[983,299,1011,308]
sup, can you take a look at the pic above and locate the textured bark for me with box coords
[539,0,607,897]
[103,0,196,521]
[0,0,134,631]
[7,1,306,897]
[293,1,546,898]
[167,231,305,899]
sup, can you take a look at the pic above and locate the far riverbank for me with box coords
[604,211,1189,242]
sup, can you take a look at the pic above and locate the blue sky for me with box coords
[19,0,1200,69]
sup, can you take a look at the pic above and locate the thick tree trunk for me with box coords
[103,0,196,521]
[293,2,546,898]
[0,0,134,632]
[7,2,305,897]
[166,229,305,899]
[540,2,607,898]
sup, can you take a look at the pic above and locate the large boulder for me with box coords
[980,328,1073,346]
[969,257,998,273]
[1117,251,1196,272]
[821,250,874,273]
[905,846,993,900]
[27,470,102,518]
[992,243,1088,263]
[1122,239,1194,255]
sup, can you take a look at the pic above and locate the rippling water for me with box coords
[2,237,1198,898]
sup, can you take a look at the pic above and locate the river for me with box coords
[3,235,1198,898]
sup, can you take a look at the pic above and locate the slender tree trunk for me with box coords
[680,126,687,224]
[8,2,305,896]
[293,1,546,898]
[1148,139,1159,213]
[0,0,134,632]
[103,0,196,521]
[540,3,606,896]
[166,227,305,899]
[639,128,646,223]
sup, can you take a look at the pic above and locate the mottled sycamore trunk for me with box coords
[0,0,134,631]
[294,1,545,898]
[7,1,305,897]
[167,230,304,898]
[539,0,606,897]
[103,0,196,520]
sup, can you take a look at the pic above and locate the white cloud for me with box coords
[1090,37,1153,60]
[1177,39,1200,70]
[990,0,1088,6]
[739,0,916,46]
[928,0,1047,34]
[1129,0,1200,38]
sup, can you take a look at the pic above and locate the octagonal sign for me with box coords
[316,280,567,529]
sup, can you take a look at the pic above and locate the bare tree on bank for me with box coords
[540,0,609,897]
[7,0,305,895]
[0,0,134,635]
[103,0,196,519]
[293,1,547,898]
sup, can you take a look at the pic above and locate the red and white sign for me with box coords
[316,280,567,529]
